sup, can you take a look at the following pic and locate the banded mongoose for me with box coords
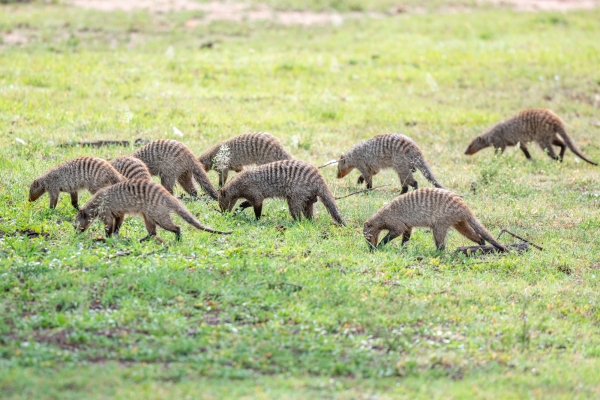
[198,132,293,187]
[110,156,152,180]
[363,188,506,251]
[465,108,597,165]
[29,156,124,210]
[218,160,345,225]
[74,179,232,240]
[336,134,444,194]
[132,139,219,200]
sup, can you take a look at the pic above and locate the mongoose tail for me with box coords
[556,125,597,166]
[192,163,219,200]
[173,202,232,235]
[415,162,444,189]
[467,215,506,252]
[317,187,346,226]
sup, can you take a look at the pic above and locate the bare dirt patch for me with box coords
[66,0,600,24]
[490,0,599,12]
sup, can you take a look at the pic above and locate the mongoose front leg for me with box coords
[400,186,409,194]
[140,214,157,241]
[49,192,59,209]
[401,228,413,245]
[113,214,125,235]
[553,137,567,161]
[102,215,116,237]
[70,192,79,210]
[357,175,365,185]
[253,202,263,220]
[432,225,450,251]
[519,143,532,160]
[378,229,401,247]
[238,201,252,211]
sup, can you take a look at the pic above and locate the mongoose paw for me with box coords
[357,176,364,184]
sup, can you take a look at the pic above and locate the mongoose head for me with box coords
[28,179,46,202]
[464,136,489,155]
[336,155,354,179]
[363,220,380,250]
[198,156,212,172]
[74,207,95,233]
[218,189,236,213]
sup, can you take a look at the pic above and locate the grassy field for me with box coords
[1,1,600,398]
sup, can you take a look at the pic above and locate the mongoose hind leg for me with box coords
[70,192,79,210]
[539,139,559,161]
[153,213,182,241]
[287,198,305,221]
[432,225,450,250]
[552,137,567,161]
[454,220,485,245]
[302,197,317,220]
[160,175,177,195]
[177,172,198,197]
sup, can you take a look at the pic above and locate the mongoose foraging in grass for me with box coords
[132,139,219,200]
[336,134,444,193]
[29,156,124,210]
[110,156,152,180]
[363,188,506,251]
[465,108,597,165]
[74,179,232,240]
[218,160,345,225]
[198,132,293,187]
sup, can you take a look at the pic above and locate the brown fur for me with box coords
[218,160,345,225]
[198,132,293,186]
[110,156,152,180]
[465,108,597,165]
[74,179,232,241]
[363,188,506,251]
[337,134,444,194]
[132,139,219,200]
[29,156,124,210]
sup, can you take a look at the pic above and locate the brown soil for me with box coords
[67,0,600,26]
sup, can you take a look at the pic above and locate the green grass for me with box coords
[1,3,600,398]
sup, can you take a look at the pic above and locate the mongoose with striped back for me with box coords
[110,156,152,180]
[336,134,444,194]
[218,160,345,225]
[465,108,597,165]
[198,132,293,187]
[74,179,232,241]
[132,139,219,200]
[363,188,506,251]
[29,156,124,210]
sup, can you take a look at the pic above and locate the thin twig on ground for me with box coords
[335,185,390,200]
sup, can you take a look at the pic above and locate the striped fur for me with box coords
[337,134,444,193]
[364,188,506,251]
[75,179,232,240]
[29,156,124,210]
[199,132,293,186]
[465,108,597,165]
[132,139,219,200]
[218,160,345,225]
[110,156,152,180]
